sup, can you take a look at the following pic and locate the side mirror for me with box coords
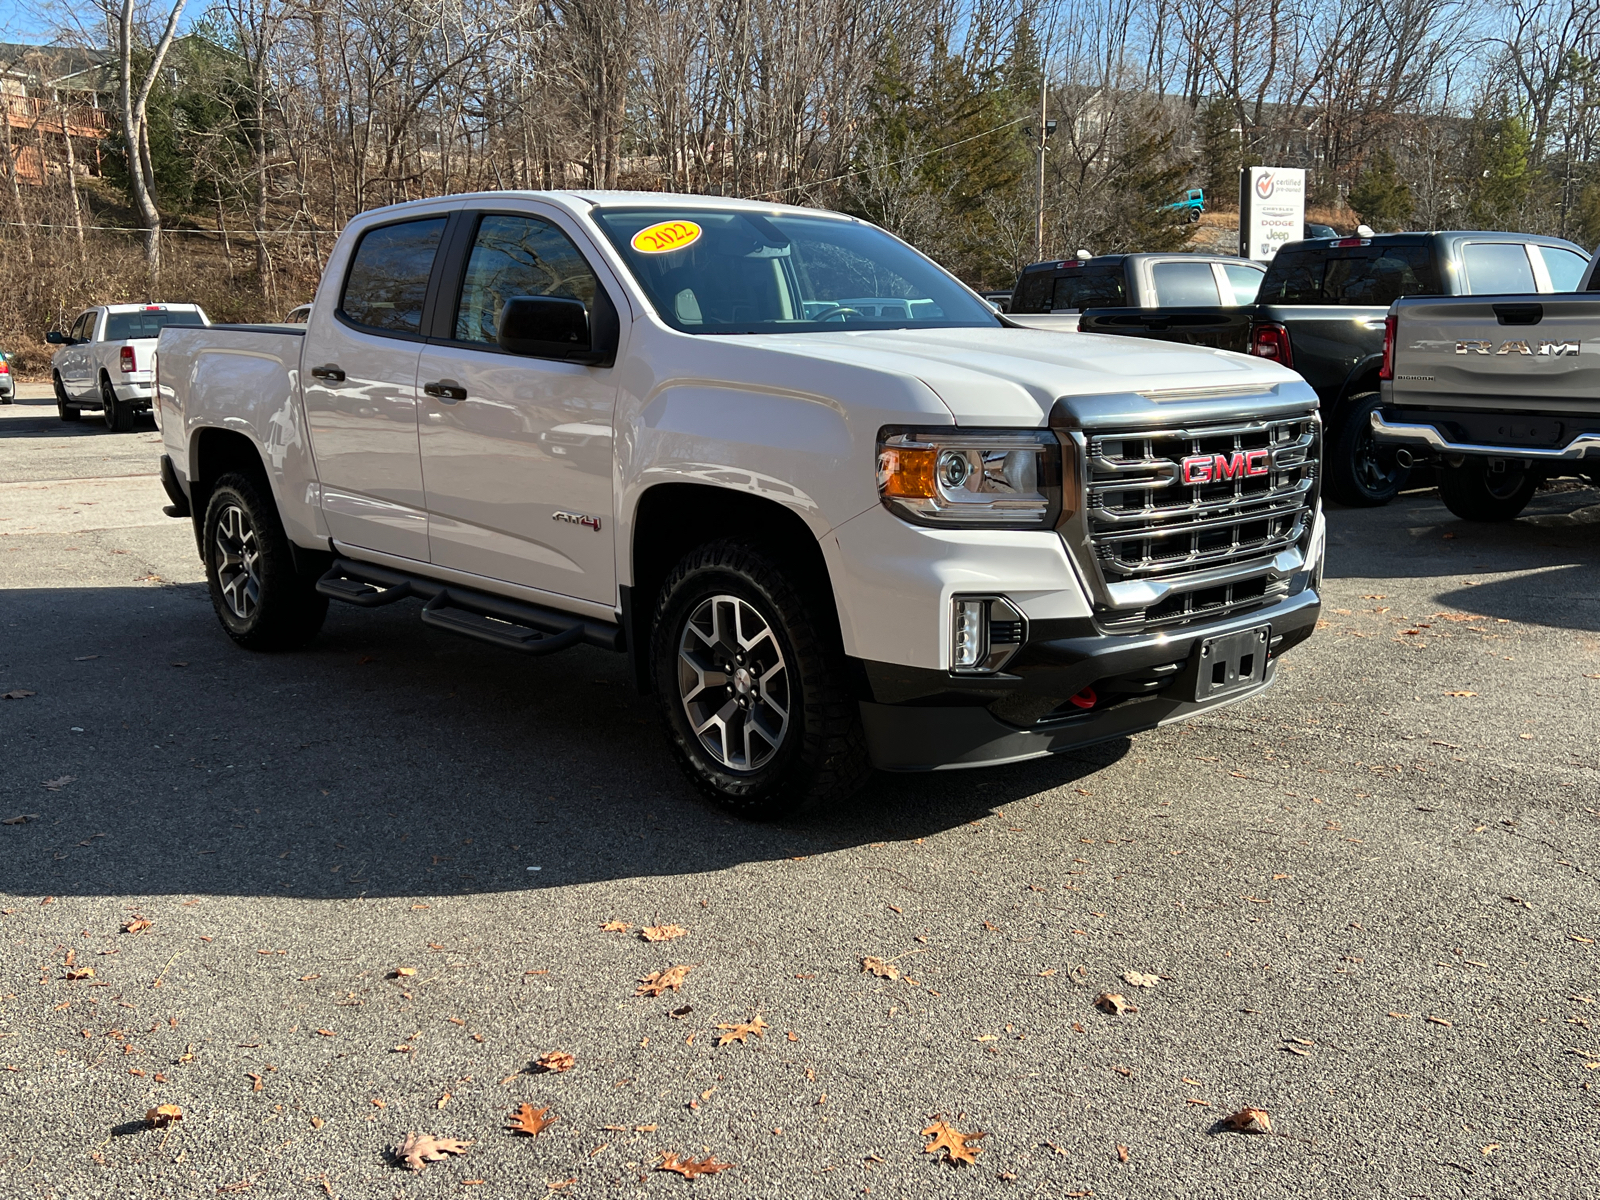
[46,330,68,345]
[497,290,619,367]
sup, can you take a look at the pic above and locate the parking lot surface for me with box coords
[2,384,1598,1198]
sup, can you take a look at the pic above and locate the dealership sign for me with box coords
[1238,167,1305,262]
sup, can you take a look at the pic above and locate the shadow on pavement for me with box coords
[0,583,1117,903]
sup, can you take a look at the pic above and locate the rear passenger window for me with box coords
[1461,242,1537,294]
[1322,248,1440,304]
[1011,270,1053,313]
[1150,261,1221,306]
[1535,245,1587,292]
[1222,263,1264,305]
[453,214,597,344]
[339,217,448,334]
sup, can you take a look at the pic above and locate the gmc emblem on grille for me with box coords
[1180,449,1270,484]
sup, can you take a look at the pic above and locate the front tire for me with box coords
[203,473,328,650]
[54,373,80,422]
[650,540,870,819]
[101,376,133,432]
[1326,392,1408,507]
[1438,461,1539,522]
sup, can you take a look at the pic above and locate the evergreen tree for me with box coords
[1347,149,1415,232]
[1463,113,1533,229]
[1196,97,1242,208]
[1099,123,1193,253]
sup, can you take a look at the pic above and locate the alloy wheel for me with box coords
[677,593,791,772]
[214,504,262,621]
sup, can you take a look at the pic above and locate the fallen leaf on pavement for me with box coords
[506,1104,556,1138]
[146,1105,183,1128]
[922,1117,986,1166]
[640,924,688,942]
[123,917,152,934]
[636,965,692,997]
[397,1132,473,1170]
[390,967,416,978]
[600,921,630,933]
[534,1051,575,1073]
[1122,971,1159,988]
[1117,1144,1130,1162]
[656,1152,732,1178]
[716,1016,768,1046]
[1,814,38,824]
[42,776,76,791]
[1,690,35,699]
[1095,993,1137,1015]
[862,957,899,980]
[1224,1108,1272,1134]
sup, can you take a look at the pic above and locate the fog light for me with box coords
[952,599,986,670]
[950,596,1026,673]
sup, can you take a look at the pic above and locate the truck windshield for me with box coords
[591,208,1000,334]
[1259,247,1441,306]
[105,309,205,340]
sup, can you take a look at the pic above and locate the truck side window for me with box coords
[1150,261,1220,306]
[1461,242,1537,294]
[71,312,93,341]
[339,217,448,334]
[1534,245,1587,292]
[1011,270,1053,313]
[453,214,598,344]
[1221,263,1264,305]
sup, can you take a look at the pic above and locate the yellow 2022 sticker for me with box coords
[632,220,701,255]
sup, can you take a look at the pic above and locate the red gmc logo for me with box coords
[1181,449,1271,484]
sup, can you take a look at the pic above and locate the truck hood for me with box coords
[721,326,1303,425]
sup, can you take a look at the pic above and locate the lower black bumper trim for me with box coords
[158,454,190,518]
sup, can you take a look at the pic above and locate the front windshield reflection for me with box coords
[591,208,1000,336]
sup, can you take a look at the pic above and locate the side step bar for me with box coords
[316,558,621,657]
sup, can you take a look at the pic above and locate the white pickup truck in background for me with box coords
[48,303,209,431]
[153,191,1324,817]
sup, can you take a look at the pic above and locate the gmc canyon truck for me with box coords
[1371,292,1600,520]
[1078,232,1589,508]
[153,192,1324,817]
[48,303,209,431]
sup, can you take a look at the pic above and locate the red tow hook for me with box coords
[1068,687,1097,710]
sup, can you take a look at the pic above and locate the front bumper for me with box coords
[1371,409,1600,462]
[859,587,1320,770]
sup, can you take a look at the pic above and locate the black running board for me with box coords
[316,558,621,656]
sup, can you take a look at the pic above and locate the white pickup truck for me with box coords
[48,303,209,431]
[153,192,1325,816]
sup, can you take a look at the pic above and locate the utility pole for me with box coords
[1034,66,1056,261]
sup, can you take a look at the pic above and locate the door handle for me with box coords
[310,364,345,382]
[423,379,467,402]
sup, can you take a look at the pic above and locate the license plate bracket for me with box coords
[1193,624,1270,701]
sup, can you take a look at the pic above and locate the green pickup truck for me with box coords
[1077,231,1589,506]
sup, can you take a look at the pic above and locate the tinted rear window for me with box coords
[104,310,205,340]
[1259,246,1442,305]
[340,217,448,334]
[1011,266,1128,313]
[1052,269,1127,310]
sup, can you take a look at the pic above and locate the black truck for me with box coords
[1071,232,1589,506]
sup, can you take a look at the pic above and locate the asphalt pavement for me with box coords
[2,383,1598,1199]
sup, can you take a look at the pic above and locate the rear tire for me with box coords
[651,539,870,819]
[1438,461,1539,522]
[203,472,328,650]
[54,374,80,422]
[1326,392,1408,507]
[102,376,133,432]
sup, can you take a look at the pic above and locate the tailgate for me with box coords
[1076,307,1252,353]
[1390,295,1600,411]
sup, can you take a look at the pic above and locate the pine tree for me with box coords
[1347,149,1415,232]
[1464,114,1532,229]
[1099,122,1193,253]
[1196,97,1242,208]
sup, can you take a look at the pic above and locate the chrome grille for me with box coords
[1074,413,1319,631]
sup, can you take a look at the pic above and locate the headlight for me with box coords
[876,428,1070,528]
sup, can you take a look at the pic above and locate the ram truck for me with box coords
[1371,294,1600,520]
[1078,231,1589,507]
[1006,252,1265,335]
[48,303,209,431]
[154,191,1325,817]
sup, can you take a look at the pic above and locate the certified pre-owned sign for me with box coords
[1240,166,1306,263]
